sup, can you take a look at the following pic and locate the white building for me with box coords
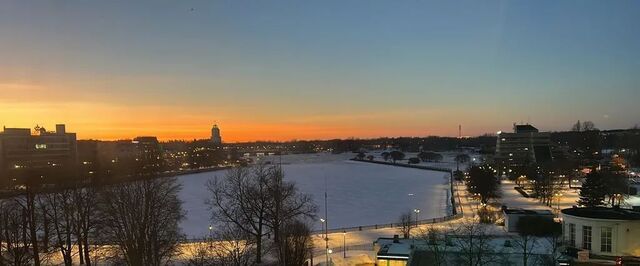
[561,207,640,257]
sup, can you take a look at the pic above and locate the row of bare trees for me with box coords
[0,176,184,266]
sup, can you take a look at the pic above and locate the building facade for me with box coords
[562,207,640,257]
[495,124,552,172]
[0,124,77,183]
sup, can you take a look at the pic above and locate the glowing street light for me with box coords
[554,192,563,213]
[343,231,347,258]
[208,225,213,247]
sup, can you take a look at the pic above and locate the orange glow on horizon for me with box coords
[0,83,500,142]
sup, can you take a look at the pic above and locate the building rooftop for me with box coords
[561,207,640,220]
[1,128,31,135]
[376,237,412,260]
[514,124,539,133]
[503,208,554,215]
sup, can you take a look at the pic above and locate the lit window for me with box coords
[35,144,47,149]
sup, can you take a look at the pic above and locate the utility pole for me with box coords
[325,177,329,265]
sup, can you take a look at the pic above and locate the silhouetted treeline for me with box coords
[226,135,498,154]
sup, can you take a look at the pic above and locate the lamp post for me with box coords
[343,231,346,258]
[208,225,213,248]
[413,209,420,230]
[321,218,328,264]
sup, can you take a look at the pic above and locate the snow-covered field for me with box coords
[176,153,451,238]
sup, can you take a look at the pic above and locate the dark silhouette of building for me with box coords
[211,124,222,144]
[0,124,77,183]
[495,123,552,172]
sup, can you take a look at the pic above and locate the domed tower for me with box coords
[211,124,222,144]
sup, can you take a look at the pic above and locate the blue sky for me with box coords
[1,1,638,140]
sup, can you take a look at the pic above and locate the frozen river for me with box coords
[177,153,451,238]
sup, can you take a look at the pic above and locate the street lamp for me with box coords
[554,192,563,214]
[320,218,328,264]
[343,231,347,258]
[413,209,420,230]
[208,225,213,247]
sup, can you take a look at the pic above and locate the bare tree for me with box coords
[0,200,33,266]
[417,227,452,266]
[399,212,413,238]
[513,216,562,266]
[265,167,316,264]
[381,152,390,161]
[210,223,257,266]
[278,220,313,266]
[390,151,406,163]
[207,166,271,264]
[184,242,217,266]
[13,185,42,266]
[72,185,97,266]
[96,177,185,265]
[571,120,582,132]
[582,121,597,131]
[42,189,76,266]
[452,222,497,266]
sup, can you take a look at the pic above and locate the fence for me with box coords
[311,212,463,235]
[305,158,464,235]
[311,243,374,256]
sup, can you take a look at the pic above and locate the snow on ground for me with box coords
[176,153,450,239]
[366,151,482,169]
[499,180,580,217]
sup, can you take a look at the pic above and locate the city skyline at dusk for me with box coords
[2,1,639,141]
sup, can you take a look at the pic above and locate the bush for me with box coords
[477,208,497,224]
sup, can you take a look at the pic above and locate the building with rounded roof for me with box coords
[561,207,640,257]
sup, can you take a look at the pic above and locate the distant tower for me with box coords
[211,124,222,144]
[458,124,462,139]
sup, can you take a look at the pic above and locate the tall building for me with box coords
[211,124,222,144]
[0,124,77,183]
[495,123,552,169]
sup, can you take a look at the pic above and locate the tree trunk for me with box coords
[83,234,92,266]
[42,209,49,252]
[27,192,40,266]
[78,236,85,265]
[256,223,263,264]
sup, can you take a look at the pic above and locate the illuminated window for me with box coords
[35,144,47,149]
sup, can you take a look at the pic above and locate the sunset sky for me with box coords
[1,1,639,142]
